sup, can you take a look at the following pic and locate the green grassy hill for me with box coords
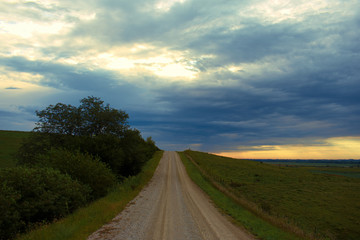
[0,130,30,168]
[182,150,360,240]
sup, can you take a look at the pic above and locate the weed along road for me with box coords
[88,151,253,240]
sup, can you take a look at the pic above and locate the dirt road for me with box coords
[88,151,254,240]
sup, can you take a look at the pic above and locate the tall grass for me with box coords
[178,152,301,240]
[16,151,163,240]
[182,150,360,240]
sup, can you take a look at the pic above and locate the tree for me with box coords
[79,96,129,137]
[18,96,159,178]
[12,97,159,238]
[34,96,129,138]
[35,103,80,135]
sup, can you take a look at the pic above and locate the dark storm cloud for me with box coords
[0,56,144,102]
[70,0,251,46]
[68,0,357,68]
[0,56,109,91]
[185,23,313,65]
[0,56,161,127]
[151,58,360,151]
[1,0,360,152]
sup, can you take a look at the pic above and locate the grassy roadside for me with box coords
[178,151,301,240]
[181,150,360,240]
[16,151,163,240]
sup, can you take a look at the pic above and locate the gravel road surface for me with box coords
[87,151,254,240]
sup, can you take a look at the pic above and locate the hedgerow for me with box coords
[3,96,160,239]
[0,167,90,239]
[35,148,117,199]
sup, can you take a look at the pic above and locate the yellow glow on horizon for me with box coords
[215,137,360,159]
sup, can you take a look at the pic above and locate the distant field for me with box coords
[258,160,360,168]
[309,169,360,179]
[184,150,360,240]
[0,130,30,168]
[255,160,360,179]
[273,162,360,167]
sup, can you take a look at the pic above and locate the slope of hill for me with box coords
[182,150,360,240]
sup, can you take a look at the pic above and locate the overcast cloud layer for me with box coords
[1,0,360,155]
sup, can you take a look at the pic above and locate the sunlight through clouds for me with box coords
[155,63,197,79]
[0,0,359,155]
[94,52,197,80]
[92,46,198,80]
[0,67,44,90]
[0,21,67,38]
[155,0,187,12]
[96,53,135,70]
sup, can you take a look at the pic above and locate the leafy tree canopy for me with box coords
[18,96,159,177]
[34,96,129,138]
[9,96,159,238]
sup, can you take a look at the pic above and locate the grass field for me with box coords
[3,131,359,239]
[309,169,360,178]
[179,152,301,240]
[264,161,360,168]
[183,150,360,240]
[0,130,30,168]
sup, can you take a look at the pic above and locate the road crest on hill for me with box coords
[88,151,254,240]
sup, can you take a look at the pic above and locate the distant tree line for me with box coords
[0,96,159,239]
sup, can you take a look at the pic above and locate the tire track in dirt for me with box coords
[87,151,254,240]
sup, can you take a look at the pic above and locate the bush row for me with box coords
[0,167,90,240]
[17,131,158,178]
[0,97,159,239]
[0,148,121,239]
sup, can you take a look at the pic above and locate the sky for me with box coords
[1,0,360,159]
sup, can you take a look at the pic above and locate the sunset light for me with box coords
[216,137,360,160]
[1,0,359,158]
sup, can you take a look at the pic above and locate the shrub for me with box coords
[17,132,158,179]
[16,132,53,166]
[0,182,21,240]
[0,167,90,239]
[78,135,127,177]
[17,97,160,180]
[36,148,117,199]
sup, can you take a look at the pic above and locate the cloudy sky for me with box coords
[1,0,360,159]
